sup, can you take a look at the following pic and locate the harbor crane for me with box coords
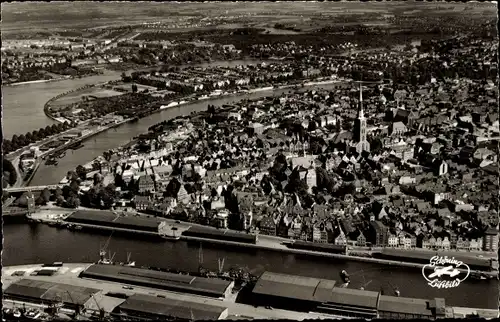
[198,243,204,274]
[388,281,401,297]
[64,290,83,318]
[90,294,106,321]
[359,273,372,291]
[217,257,225,275]
[99,231,114,260]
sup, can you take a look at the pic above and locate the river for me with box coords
[29,84,325,186]
[2,223,497,309]
[3,61,499,310]
[1,59,265,139]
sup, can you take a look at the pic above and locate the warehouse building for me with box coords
[80,264,234,299]
[250,272,378,318]
[112,293,228,321]
[376,249,492,271]
[378,295,446,319]
[251,272,447,319]
[66,210,162,233]
[3,278,100,310]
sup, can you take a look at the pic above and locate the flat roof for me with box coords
[380,249,490,267]
[253,272,379,309]
[113,216,162,230]
[4,278,100,305]
[183,226,257,241]
[252,272,337,303]
[67,211,162,231]
[81,264,232,298]
[329,287,379,309]
[291,240,345,251]
[378,295,434,316]
[118,293,227,320]
[67,210,117,223]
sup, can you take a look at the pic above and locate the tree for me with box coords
[70,180,80,193]
[308,121,317,132]
[54,187,63,199]
[164,178,181,198]
[99,184,116,209]
[76,165,87,180]
[62,185,72,199]
[17,134,26,147]
[66,196,80,209]
[3,158,17,186]
[17,193,29,208]
[41,188,51,204]
[25,132,33,143]
[285,170,309,197]
[55,195,65,206]
[93,173,103,186]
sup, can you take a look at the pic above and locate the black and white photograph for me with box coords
[1,1,499,321]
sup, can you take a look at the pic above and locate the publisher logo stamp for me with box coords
[422,255,470,289]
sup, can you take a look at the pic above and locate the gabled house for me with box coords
[388,234,399,247]
[177,185,190,205]
[259,215,277,236]
[138,174,155,193]
[134,195,152,211]
[334,226,347,246]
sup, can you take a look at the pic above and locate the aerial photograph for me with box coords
[1,1,499,321]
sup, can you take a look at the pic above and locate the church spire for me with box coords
[358,82,364,119]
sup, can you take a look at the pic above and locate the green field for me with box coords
[49,87,123,109]
[2,2,496,36]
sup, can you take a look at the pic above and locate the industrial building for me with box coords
[3,278,100,310]
[80,264,234,299]
[112,293,228,320]
[251,272,447,319]
[250,271,378,318]
[182,225,258,244]
[65,210,162,233]
[378,295,446,319]
[375,248,493,271]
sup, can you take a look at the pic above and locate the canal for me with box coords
[2,223,497,309]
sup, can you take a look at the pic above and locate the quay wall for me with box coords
[29,215,497,277]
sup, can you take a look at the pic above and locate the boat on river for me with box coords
[45,157,58,166]
[340,269,350,283]
[69,142,84,150]
[161,235,181,241]
[124,252,136,267]
[471,272,489,280]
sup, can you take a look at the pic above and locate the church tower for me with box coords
[353,83,370,153]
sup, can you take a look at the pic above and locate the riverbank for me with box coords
[27,211,497,278]
[46,79,346,184]
[5,77,71,87]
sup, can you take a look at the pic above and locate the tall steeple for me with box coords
[352,81,370,154]
[358,82,364,119]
